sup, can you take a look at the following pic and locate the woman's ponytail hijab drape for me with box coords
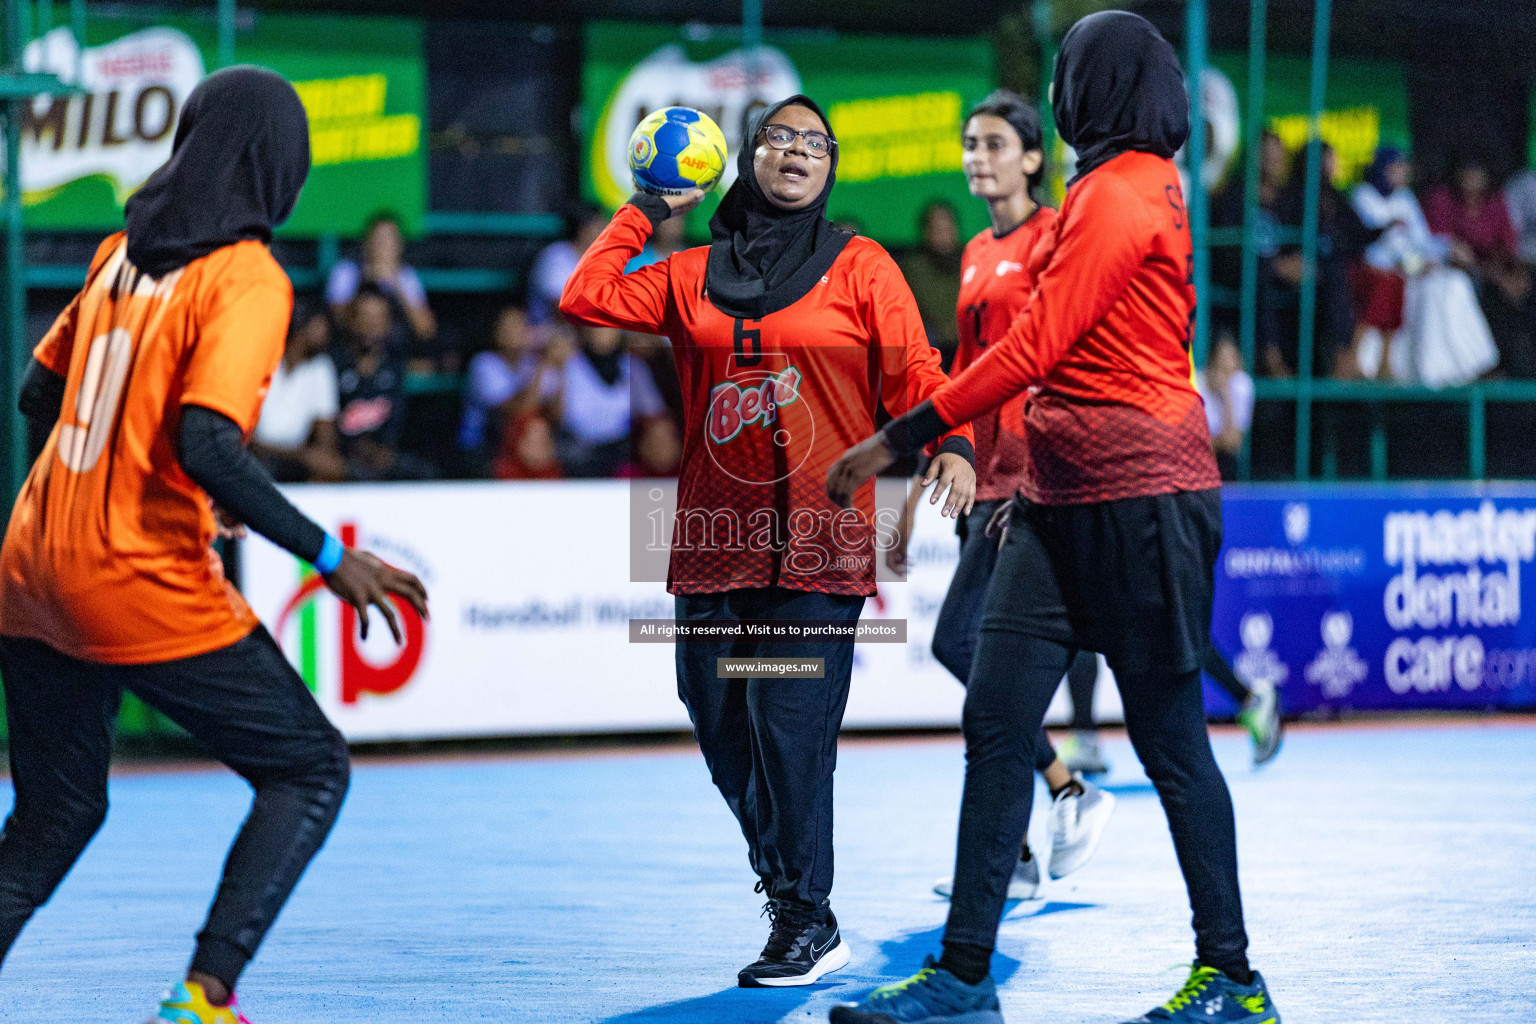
[125,65,311,277]
[1052,10,1189,183]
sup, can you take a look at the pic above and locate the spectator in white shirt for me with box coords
[529,324,669,478]
[1197,334,1254,482]
[528,205,608,326]
[1353,148,1498,385]
[252,302,347,482]
[457,304,541,475]
[327,212,437,344]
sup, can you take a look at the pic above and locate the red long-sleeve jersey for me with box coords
[562,203,971,596]
[954,207,1059,501]
[931,151,1220,504]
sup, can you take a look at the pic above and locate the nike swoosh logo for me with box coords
[811,932,837,958]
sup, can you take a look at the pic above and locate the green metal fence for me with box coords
[1181,0,1527,483]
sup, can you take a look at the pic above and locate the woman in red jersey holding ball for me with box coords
[829,14,1281,1024]
[562,95,974,989]
[888,91,1116,904]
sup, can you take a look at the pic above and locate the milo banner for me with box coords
[580,22,996,246]
[15,13,424,236]
[1213,485,1536,716]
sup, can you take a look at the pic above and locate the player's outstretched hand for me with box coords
[323,548,430,644]
[664,189,708,219]
[826,433,897,509]
[924,452,976,519]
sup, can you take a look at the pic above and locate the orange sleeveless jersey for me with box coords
[0,234,293,664]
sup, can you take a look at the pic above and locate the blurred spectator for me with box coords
[1352,147,1497,386]
[1197,333,1253,481]
[252,301,347,483]
[1427,156,1534,378]
[897,200,964,370]
[1276,141,1382,378]
[527,324,668,478]
[626,214,688,273]
[1424,155,1516,277]
[621,414,683,478]
[328,212,437,344]
[492,411,562,480]
[1212,129,1291,377]
[334,284,437,481]
[1480,260,1536,380]
[1504,164,1536,266]
[457,304,540,475]
[529,204,608,326]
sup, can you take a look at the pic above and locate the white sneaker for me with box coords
[933,851,1042,901]
[1048,777,1116,879]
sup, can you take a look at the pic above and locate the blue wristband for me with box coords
[313,533,344,575]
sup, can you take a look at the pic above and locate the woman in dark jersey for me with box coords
[562,96,974,989]
[888,91,1116,903]
[827,15,1280,1024]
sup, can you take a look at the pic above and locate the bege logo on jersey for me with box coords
[708,365,802,444]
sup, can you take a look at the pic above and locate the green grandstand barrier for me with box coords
[422,211,563,237]
[1251,378,1536,481]
[402,371,463,396]
[25,263,518,294]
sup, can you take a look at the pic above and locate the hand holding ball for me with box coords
[629,107,728,197]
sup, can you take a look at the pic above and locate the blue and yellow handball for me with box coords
[628,107,728,195]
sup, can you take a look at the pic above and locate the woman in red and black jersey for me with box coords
[562,96,974,989]
[828,14,1280,1024]
[889,91,1116,903]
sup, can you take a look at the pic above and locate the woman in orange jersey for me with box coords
[0,68,426,1024]
[562,96,974,988]
[888,91,1117,907]
[828,15,1280,1024]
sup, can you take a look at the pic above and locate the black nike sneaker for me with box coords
[737,898,852,987]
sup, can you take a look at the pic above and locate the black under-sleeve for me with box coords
[177,405,327,564]
[628,192,672,230]
[936,435,975,465]
[18,358,66,463]
[880,399,954,458]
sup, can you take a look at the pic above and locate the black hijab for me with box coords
[1052,11,1189,184]
[706,95,853,320]
[125,65,310,277]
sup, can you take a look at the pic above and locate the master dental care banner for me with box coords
[243,481,1124,742]
[1214,484,1536,715]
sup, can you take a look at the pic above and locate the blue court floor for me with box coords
[1,720,1533,1023]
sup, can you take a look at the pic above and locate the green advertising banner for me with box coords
[1205,52,1410,187]
[581,22,997,247]
[18,13,425,237]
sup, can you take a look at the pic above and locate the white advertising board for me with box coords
[241,481,1116,742]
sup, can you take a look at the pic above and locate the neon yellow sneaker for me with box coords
[1120,963,1280,1023]
[145,981,253,1024]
